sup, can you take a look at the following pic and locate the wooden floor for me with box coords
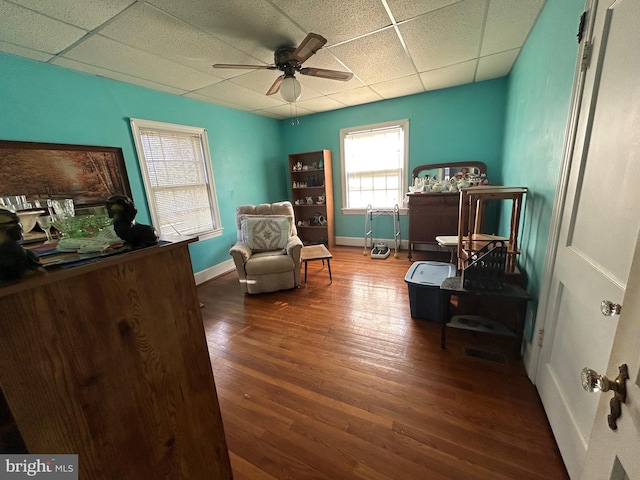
[198,246,568,480]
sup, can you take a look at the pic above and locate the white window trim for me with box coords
[130,118,223,241]
[340,119,409,215]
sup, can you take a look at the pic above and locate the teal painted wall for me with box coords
[281,79,508,240]
[501,0,584,337]
[0,53,285,273]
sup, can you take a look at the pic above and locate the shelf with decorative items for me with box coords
[288,150,334,248]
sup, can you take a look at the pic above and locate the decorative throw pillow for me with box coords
[240,215,291,251]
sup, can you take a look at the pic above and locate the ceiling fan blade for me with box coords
[299,67,353,81]
[212,63,277,70]
[290,33,327,63]
[266,75,284,95]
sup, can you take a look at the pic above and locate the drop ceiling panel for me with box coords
[0,1,87,54]
[0,42,53,62]
[98,2,260,78]
[419,60,477,91]
[52,57,188,96]
[400,0,485,72]
[481,0,546,56]
[255,104,315,120]
[370,74,425,99]
[330,28,415,85]
[269,0,391,45]
[10,0,135,30]
[147,0,305,63]
[476,49,520,81]
[329,87,384,107]
[296,96,348,113]
[192,81,284,110]
[386,0,461,22]
[61,35,221,91]
[183,92,254,112]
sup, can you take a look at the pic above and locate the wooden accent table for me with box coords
[439,276,531,358]
[301,244,332,283]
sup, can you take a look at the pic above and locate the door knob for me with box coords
[581,364,628,430]
[600,300,622,316]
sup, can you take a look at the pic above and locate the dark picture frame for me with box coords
[0,140,132,207]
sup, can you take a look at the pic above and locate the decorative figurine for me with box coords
[105,195,159,249]
[0,207,41,283]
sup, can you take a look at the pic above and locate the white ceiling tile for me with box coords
[269,0,391,45]
[387,0,461,22]
[328,87,384,107]
[419,60,476,91]
[329,28,415,85]
[183,92,254,112]
[98,3,265,78]
[481,0,545,55]
[147,0,305,63]
[370,74,425,99]
[192,81,285,110]
[399,0,485,72]
[0,42,53,62]
[255,104,315,120]
[61,34,222,91]
[52,57,188,95]
[0,1,87,54]
[10,0,135,30]
[296,96,348,113]
[475,48,519,81]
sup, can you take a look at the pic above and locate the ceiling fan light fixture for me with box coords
[280,76,301,103]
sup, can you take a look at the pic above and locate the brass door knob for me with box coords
[581,365,628,430]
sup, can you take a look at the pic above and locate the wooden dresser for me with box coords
[407,192,460,259]
[0,239,232,479]
[407,161,487,260]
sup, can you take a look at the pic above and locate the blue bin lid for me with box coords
[404,261,456,286]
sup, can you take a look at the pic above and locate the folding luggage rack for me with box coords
[363,204,401,259]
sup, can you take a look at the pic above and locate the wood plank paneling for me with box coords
[199,246,568,480]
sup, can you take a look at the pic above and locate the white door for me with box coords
[581,232,640,480]
[535,0,640,478]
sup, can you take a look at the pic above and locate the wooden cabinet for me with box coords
[407,192,459,259]
[0,239,232,479]
[288,150,334,248]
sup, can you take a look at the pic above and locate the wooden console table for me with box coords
[439,276,530,358]
[0,239,232,479]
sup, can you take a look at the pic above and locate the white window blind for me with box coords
[341,120,408,210]
[130,119,221,239]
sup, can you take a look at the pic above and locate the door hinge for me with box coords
[537,328,545,348]
[581,41,593,71]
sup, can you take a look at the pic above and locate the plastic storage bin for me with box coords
[405,261,456,322]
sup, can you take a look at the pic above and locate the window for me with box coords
[340,119,409,213]
[130,118,222,239]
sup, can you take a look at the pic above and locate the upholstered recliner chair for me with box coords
[229,201,303,294]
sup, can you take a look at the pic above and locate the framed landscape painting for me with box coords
[0,140,132,207]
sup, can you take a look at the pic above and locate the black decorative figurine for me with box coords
[105,195,159,248]
[0,207,41,283]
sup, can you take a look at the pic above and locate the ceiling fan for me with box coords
[212,33,353,102]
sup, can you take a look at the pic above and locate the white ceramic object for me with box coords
[17,210,45,233]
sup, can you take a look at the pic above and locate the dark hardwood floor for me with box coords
[198,246,568,480]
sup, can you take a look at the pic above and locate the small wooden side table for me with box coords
[301,244,332,284]
[439,276,530,358]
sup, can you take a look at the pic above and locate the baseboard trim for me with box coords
[335,236,445,253]
[194,259,235,285]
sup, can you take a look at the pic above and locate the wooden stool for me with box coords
[301,244,332,284]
